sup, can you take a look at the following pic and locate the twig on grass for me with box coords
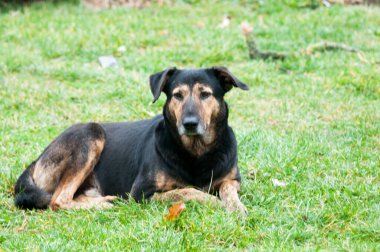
[245,36,288,60]
[303,41,359,54]
[241,21,362,61]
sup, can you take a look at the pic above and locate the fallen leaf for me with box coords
[240,21,253,37]
[271,178,287,187]
[164,202,185,220]
[195,21,205,29]
[158,30,169,36]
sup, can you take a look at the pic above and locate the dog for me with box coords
[14,66,249,215]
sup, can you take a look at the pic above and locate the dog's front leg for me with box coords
[152,188,221,206]
[218,180,247,216]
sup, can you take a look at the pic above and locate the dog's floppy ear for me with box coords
[150,67,177,103]
[212,66,249,92]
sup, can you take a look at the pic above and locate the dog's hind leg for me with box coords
[48,125,107,210]
[31,123,108,210]
[15,123,108,210]
[73,194,116,209]
[71,178,117,209]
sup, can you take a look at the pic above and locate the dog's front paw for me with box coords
[235,201,248,216]
[223,200,248,216]
[104,195,117,202]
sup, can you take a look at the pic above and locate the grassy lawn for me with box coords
[1,0,379,250]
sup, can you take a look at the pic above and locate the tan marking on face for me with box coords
[155,170,183,192]
[168,83,221,156]
[168,85,190,129]
[192,83,220,132]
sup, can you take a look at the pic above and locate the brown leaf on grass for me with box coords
[195,21,205,29]
[240,21,253,37]
[158,30,169,36]
[157,0,165,6]
[164,202,185,220]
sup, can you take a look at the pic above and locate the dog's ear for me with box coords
[150,67,177,103]
[212,66,249,92]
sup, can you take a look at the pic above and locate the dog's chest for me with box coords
[154,164,234,193]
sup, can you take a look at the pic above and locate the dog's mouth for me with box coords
[178,124,205,136]
[177,115,207,137]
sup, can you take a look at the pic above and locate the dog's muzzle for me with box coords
[179,116,205,136]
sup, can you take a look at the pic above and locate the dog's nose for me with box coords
[183,116,199,131]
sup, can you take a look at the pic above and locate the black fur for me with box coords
[14,163,53,209]
[14,67,248,209]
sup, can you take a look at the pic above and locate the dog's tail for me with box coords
[14,163,52,209]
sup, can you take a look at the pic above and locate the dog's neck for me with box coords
[154,103,236,183]
[154,116,236,185]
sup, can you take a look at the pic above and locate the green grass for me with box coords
[1,0,379,250]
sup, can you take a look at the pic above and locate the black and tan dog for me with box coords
[14,66,249,214]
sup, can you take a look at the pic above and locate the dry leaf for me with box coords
[158,30,169,36]
[195,21,205,29]
[240,21,253,37]
[164,202,185,220]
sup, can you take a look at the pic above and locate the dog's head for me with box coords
[150,67,248,153]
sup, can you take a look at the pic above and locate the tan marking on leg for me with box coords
[72,194,116,209]
[155,170,184,192]
[75,194,116,203]
[49,169,90,210]
[211,166,239,191]
[49,139,105,210]
[32,157,67,193]
[152,188,221,206]
[83,187,102,197]
[219,180,247,215]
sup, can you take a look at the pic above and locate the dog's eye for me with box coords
[200,91,212,100]
[173,92,183,101]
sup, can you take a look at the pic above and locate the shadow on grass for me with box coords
[0,0,79,14]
